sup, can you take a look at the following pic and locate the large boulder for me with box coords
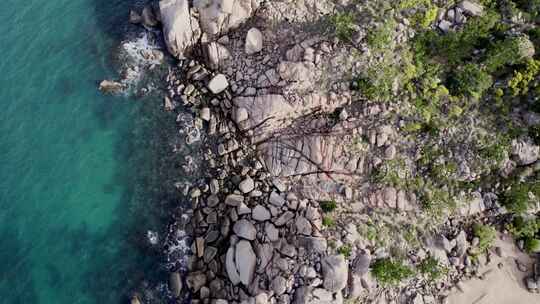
[236,240,256,285]
[195,0,261,36]
[321,255,348,292]
[159,0,201,58]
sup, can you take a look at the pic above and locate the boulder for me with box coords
[159,0,201,58]
[99,80,124,93]
[512,138,539,165]
[205,42,231,70]
[233,219,257,240]
[225,194,244,206]
[322,255,348,292]
[196,0,260,36]
[208,74,229,94]
[245,28,263,54]
[226,246,241,285]
[457,1,484,16]
[235,240,256,285]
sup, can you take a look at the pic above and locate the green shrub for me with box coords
[508,216,540,239]
[320,200,337,212]
[322,216,336,227]
[448,64,493,99]
[484,36,535,72]
[508,59,540,96]
[524,238,540,253]
[371,258,414,285]
[473,223,497,252]
[337,245,352,257]
[367,19,396,51]
[502,184,532,214]
[330,12,356,41]
[418,256,445,281]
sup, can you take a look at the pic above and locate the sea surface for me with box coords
[0,0,179,303]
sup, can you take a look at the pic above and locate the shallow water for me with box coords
[0,0,176,303]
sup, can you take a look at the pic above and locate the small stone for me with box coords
[233,219,257,240]
[236,240,256,285]
[234,107,249,123]
[265,223,279,241]
[274,211,295,226]
[271,276,288,295]
[269,191,286,207]
[239,177,255,193]
[208,74,229,94]
[200,107,211,121]
[245,28,263,54]
[225,194,244,206]
[252,205,271,221]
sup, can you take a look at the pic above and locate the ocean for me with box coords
[0,0,179,303]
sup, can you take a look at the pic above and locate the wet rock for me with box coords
[169,272,182,297]
[186,271,207,292]
[99,80,124,93]
[129,10,142,24]
[142,5,158,27]
[322,255,348,292]
[233,219,257,240]
[245,28,263,55]
[208,74,229,94]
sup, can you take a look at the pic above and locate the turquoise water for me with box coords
[0,0,175,303]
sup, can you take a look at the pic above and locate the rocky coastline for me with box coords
[113,1,540,304]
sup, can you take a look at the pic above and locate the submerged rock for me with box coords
[98,80,124,93]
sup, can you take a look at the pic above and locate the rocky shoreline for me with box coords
[116,1,540,304]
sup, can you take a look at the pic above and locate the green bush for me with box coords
[418,256,445,281]
[484,36,535,72]
[448,64,493,99]
[367,20,396,51]
[322,216,336,227]
[372,258,414,285]
[337,245,352,257]
[320,200,337,212]
[524,238,540,253]
[330,12,356,41]
[502,184,533,214]
[508,59,540,96]
[508,216,540,239]
[473,223,497,252]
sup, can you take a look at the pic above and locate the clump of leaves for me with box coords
[322,216,336,227]
[524,238,540,253]
[371,258,414,285]
[330,12,356,41]
[508,216,540,239]
[502,184,533,214]
[508,59,540,96]
[473,223,497,252]
[418,256,445,281]
[320,200,337,212]
[338,245,352,257]
[366,19,396,51]
[448,63,493,99]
